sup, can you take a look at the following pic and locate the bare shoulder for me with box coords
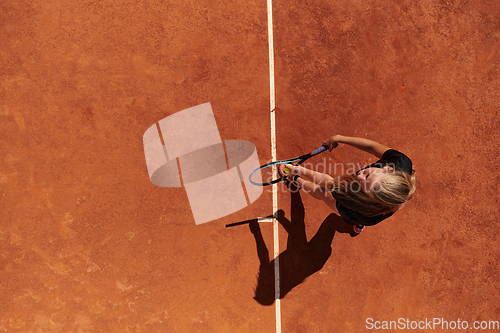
[372,143,391,158]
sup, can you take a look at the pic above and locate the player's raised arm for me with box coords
[323,134,390,158]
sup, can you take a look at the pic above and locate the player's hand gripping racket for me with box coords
[249,145,329,186]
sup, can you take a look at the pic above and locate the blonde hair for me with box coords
[330,170,416,217]
[372,170,416,206]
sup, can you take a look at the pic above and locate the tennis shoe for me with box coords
[353,225,365,234]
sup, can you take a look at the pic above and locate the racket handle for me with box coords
[311,145,328,156]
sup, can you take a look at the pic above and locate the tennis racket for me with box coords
[249,145,330,186]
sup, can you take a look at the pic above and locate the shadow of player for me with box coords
[250,188,355,306]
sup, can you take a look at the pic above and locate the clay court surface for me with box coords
[2,0,500,332]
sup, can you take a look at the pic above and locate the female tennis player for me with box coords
[279,134,416,234]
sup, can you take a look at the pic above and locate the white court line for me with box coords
[266,0,281,331]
